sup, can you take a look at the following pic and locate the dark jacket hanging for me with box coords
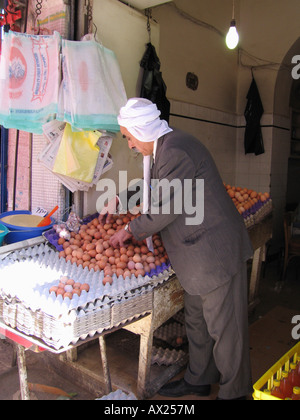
[244,77,265,156]
[139,43,170,123]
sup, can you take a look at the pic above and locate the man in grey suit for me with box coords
[105,98,253,400]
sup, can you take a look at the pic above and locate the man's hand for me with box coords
[99,196,119,225]
[110,229,132,248]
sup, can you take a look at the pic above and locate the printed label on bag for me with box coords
[31,38,50,103]
[9,46,27,99]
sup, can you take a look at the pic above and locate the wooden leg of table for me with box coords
[99,336,112,395]
[136,317,153,400]
[249,246,264,306]
[16,344,30,401]
[123,315,154,399]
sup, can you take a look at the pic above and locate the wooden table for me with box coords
[0,215,273,400]
[247,215,273,312]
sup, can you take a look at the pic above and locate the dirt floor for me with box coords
[0,257,299,401]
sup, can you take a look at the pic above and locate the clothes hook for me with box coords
[145,8,152,43]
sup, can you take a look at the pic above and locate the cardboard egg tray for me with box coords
[151,346,188,367]
[243,198,273,229]
[0,243,174,350]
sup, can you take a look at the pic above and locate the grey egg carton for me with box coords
[96,389,138,401]
[151,346,188,367]
[154,322,186,346]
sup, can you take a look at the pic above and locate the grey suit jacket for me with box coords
[130,128,253,295]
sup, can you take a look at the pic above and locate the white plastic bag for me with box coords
[0,31,61,134]
[58,37,127,132]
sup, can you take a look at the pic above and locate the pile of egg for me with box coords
[224,184,271,216]
[56,213,169,287]
[49,276,90,300]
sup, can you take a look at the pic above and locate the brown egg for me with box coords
[103,276,113,286]
[80,283,90,292]
[96,243,104,254]
[108,256,115,265]
[126,249,134,258]
[117,261,126,270]
[58,237,65,246]
[49,286,58,294]
[140,245,148,254]
[133,254,141,263]
[82,253,91,262]
[116,268,124,277]
[135,269,145,277]
[105,248,114,258]
[64,292,73,300]
[66,279,75,286]
[123,270,131,278]
[120,254,128,263]
[86,243,95,251]
[56,288,65,296]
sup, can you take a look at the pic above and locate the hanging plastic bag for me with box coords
[0,31,61,134]
[58,36,127,132]
[53,124,101,183]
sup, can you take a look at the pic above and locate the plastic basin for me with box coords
[0,211,54,245]
[0,224,9,246]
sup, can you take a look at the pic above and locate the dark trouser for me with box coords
[184,263,252,399]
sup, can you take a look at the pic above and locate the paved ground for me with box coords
[0,339,96,400]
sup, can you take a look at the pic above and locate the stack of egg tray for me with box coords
[243,199,273,229]
[0,243,174,350]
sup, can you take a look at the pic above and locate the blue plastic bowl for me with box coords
[0,211,54,245]
[0,224,9,246]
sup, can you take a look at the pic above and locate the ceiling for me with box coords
[123,0,172,10]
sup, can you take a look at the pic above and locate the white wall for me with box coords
[84,0,160,215]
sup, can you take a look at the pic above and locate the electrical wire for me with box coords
[166,1,291,75]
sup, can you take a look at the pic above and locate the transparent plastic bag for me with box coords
[58,37,127,132]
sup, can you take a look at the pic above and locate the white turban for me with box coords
[118,98,173,142]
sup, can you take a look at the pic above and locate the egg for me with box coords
[133,254,141,263]
[64,292,73,300]
[60,276,69,284]
[72,289,81,297]
[127,260,135,270]
[103,276,113,286]
[64,285,74,293]
[135,262,144,270]
[66,279,75,286]
[80,283,90,292]
[49,286,58,294]
[56,288,65,297]
[146,256,155,264]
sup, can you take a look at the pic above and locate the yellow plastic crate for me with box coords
[253,342,300,400]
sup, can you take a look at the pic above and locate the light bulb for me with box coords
[226,20,239,50]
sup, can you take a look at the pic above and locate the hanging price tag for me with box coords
[32,207,48,217]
